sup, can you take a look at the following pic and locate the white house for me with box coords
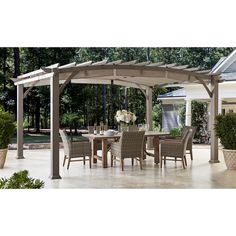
[158,53,236,132]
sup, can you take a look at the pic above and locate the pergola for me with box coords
[12,58,222,179]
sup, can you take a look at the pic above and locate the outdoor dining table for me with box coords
[82,131,169,168]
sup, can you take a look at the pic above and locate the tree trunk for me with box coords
[2,48,7,111]
[102,84,106,124]
[110,80,114,128]
[35,96,40,133]
[13,48,20,118]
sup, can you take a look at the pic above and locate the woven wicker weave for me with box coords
[110,131,145,171]
[59,129,92,169]
[160,129,193,169]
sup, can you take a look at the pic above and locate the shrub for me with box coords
[215,113,236,150]
[0,111,16,149]
[0,170,44,189]
[169,127,181,138]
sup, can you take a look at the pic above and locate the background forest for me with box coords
[0,48,234,134]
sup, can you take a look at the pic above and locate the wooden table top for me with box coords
[83,131,169,140]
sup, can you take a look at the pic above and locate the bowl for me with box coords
[104,130,114,136]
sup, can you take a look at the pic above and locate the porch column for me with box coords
[146,87,153,149]
[185,99,192,126]
[16,84,24,159]
[50,72,61,179]
[209,76,219,163]
[218,98,222,114]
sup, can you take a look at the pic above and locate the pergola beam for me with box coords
[59,71,79,94]
[54,64,212,81]
[23,82,38,98]
[209,76,219,163]
[16,84,24,159]
[18,63,59,79]
[50,72,61,179]
[195,76,212,97]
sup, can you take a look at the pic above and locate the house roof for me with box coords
[158,88,186,99]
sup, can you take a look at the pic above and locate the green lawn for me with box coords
[11,133,88,144]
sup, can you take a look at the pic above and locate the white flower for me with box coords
[115,110,136,124]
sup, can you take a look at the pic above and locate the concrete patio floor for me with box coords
[1,145,236,188]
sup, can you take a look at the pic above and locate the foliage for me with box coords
[215,113,236,150]
[169,127,181,138]
[61,112,82,135]
[0,111,16,149]
[0,47,234,132]
[0,170,44,189]
[153,103,162,129]
[191,101,208,140]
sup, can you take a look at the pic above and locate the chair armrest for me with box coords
[160,139,182,144]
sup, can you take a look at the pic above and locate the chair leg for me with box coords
[160,155,163,168]
[89,156,92,169]
[111,155,113,167]
[139,157,143,170]
[83,156,86,165]
[67,157,71,169]
[63,155,67,166]
[131,158,134,166]
[184,156,187,166]
[190,150,193,160]
[175,157,177,162]
[164,156,166,165]
[121,159,124,171]
[182,158,186,169]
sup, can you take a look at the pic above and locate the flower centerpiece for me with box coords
[115,110,137,131]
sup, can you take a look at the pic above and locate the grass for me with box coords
[11,133,88,144]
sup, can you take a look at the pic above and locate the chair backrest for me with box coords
[59,129,71,156]
[128,124,138,131]
[183,128,193,155]
[120,131,145,158]
[182,126,196,149]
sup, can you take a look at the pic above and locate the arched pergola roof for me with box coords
[12,59,214,91]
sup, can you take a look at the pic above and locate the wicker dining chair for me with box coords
[128,124,139,131]
[160,129,193,169]
[178,126,196,160]
[110,131,145,171]
[59,129,92,169]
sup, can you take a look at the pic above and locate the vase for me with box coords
[119,123,129,132]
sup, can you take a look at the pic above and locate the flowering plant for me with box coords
[115,110,137,124]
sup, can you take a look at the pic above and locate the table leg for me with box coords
[92,140,97,163]
[143,137,147,160]
[102,139,108,168]
[153,136,160,164]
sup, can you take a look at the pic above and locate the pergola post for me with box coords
[209,76,219,163]
[50,72,61,179]
[146,87,153,149]
[185,99,192,126]
[16,84,24,159]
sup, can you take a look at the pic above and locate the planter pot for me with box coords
[222,149,236,170]
[0,148,8,169]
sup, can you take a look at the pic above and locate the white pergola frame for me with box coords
[12,58,221,179]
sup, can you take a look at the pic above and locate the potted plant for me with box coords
[215,112,236,170]
[0,111,16,168]
[169,127,181,138]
